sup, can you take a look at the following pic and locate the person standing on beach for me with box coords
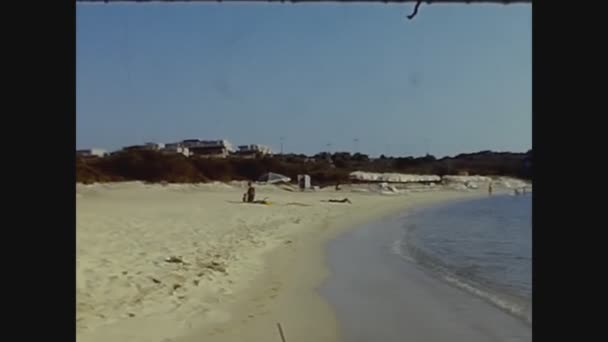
[488,182,493,195]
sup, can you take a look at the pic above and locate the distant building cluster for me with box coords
[76,148,108,158]
[77,139,273,159]
[235,144,273,158]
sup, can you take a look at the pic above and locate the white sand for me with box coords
[77,182,491,342]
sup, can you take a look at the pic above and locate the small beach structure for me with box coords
[297,174,311,190]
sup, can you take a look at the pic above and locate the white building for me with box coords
[144,142,165,150]
[160,145,190,157]
[76,148,107,157]
[237,144,273,156]
[164,142,182,150]
[170,139,233,158]
[181,139,235,152]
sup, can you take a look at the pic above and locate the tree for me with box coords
[352,153,369,162]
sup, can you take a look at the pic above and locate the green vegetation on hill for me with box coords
[76,150,532,185]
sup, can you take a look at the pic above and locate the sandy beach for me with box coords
[77,181,506,342]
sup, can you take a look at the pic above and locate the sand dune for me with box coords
[76,182,489,342]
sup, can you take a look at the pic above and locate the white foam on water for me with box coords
[390,238,415,263]
[393,235,532,325]
[441,274,532,324]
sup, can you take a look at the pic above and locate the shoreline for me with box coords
[76,183,503,342]
[398,195,533,326]
[318,198,531,342]
[176,189,490,342]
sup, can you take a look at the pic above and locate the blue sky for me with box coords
[76,3,531,157]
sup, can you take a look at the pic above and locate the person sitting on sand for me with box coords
[246,181,256,203]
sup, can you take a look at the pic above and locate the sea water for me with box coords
[397,194,532,323]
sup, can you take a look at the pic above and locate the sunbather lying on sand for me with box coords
[322,198,352,204]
